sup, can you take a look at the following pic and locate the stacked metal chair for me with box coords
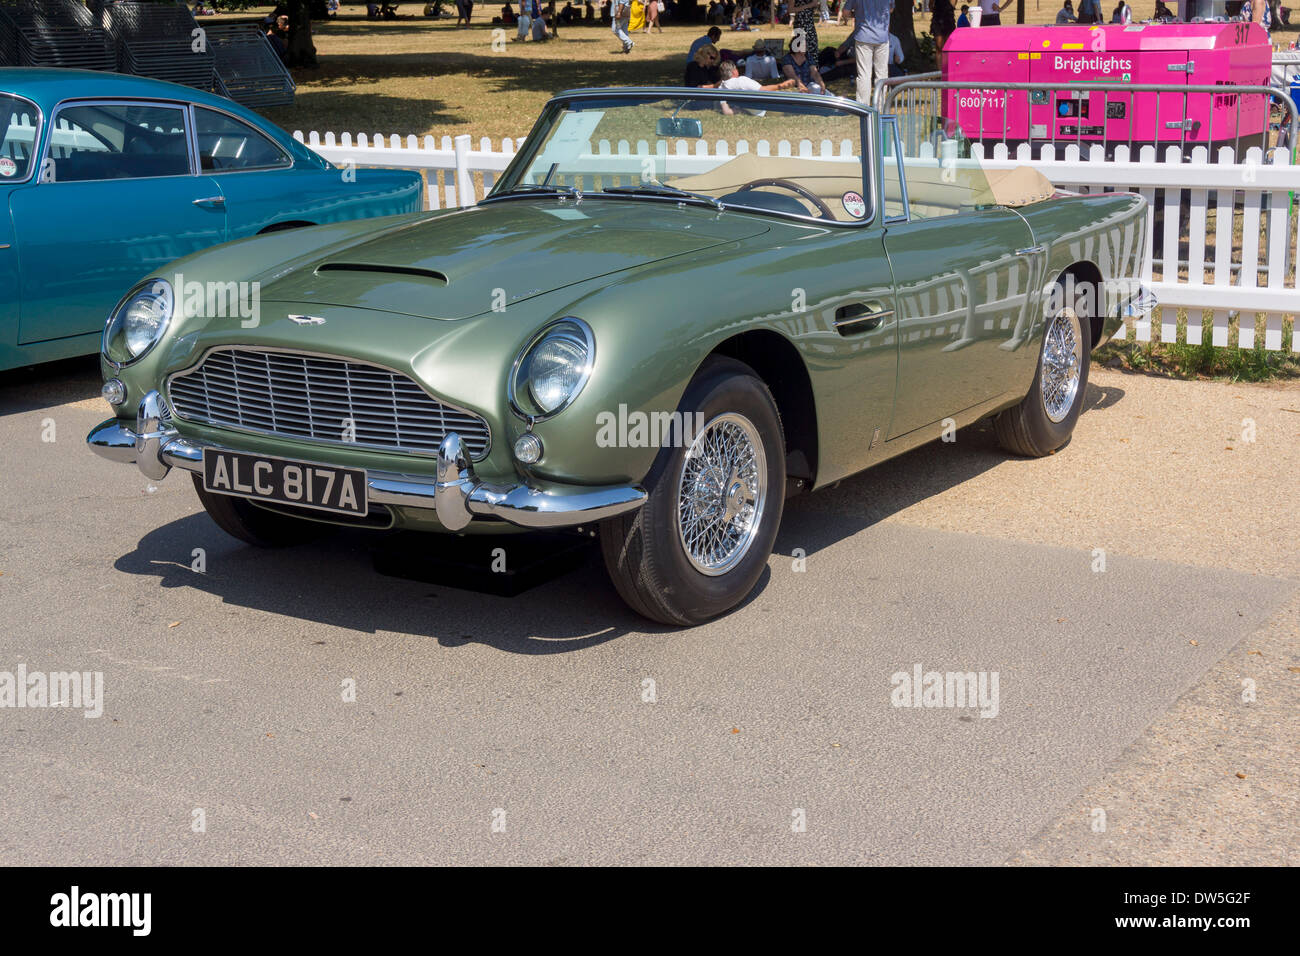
[0,0,117,72]
[208,23,295,108]
[95,0,216,91]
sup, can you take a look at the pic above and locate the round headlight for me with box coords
[104,279,173,367]
[510,319,594,420]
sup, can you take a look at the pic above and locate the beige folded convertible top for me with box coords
[670,152,1056,220]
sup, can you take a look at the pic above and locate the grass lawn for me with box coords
[221,5,1298,145]
[252,10,852,142]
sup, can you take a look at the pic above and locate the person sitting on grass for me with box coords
[781,45,827,94]
[818,36,856,82]
[744,38,779,80]
[685,43,723,86]
[700,60,797,114]
[688,25,724,63]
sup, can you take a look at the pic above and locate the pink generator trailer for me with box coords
[940,22,1272,160]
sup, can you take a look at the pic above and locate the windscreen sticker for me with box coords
[0,158,16,178]
[841,191,866,219]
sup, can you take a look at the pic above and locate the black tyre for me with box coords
[993,285,1092,457]
[600,356,785,626]
[191,474,321,548]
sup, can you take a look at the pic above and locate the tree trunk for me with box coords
[890,3,916,60]
[286,0,318,69]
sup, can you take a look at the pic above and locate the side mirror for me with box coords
[657,116,703,138]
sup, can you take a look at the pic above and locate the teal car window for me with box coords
[0,93,41,181]
[194,108,291,172]
[46,102,190,182]
[499,93,870,224]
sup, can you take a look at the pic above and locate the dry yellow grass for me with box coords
[224,2,1298,142]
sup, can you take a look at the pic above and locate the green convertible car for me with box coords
[87,88,1155,626]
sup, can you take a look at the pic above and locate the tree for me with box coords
[209,1,316,69]
[891,3,918,65]
[889,3,920,65]
[284,0,318,68]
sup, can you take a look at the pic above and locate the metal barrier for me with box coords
[874,78,1300,163]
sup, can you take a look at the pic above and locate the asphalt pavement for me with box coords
[0,357,1294,865]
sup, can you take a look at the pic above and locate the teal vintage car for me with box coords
[0,68,422,371]
[86,88,1155,626]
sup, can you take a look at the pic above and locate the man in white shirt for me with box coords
[706,60,796,115]
[744,39,779,80]
[888,31,904,76]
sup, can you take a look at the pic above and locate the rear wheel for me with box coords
[993,289,1092,457]
[600,357,785,626]
[191,474,321,548]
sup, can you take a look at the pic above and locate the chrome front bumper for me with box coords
[87,390,647,532]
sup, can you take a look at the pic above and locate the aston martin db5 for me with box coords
[86,87,1154,625]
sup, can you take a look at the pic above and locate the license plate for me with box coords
[202,449,367,517]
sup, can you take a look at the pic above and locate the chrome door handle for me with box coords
[192,196,225,208]
[1015,245,1045,256]
[835,301,894,333]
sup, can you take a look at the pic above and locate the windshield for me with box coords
[494,93,871,224]
[0,94,41,182]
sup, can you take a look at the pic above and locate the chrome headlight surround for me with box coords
[103,278,174,370]
[508,318,595,423]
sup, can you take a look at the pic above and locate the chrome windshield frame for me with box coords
[485,87,879,229]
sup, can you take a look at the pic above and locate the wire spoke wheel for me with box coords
[1041,306,1083,424]
[675,412,768,576]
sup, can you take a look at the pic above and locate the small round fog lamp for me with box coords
[102,379,127,407]
[514,433,543,464]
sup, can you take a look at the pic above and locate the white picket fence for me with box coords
[294,129,1299,354]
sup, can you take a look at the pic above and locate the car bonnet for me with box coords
[255,199,771,320]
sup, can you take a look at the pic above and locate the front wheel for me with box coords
[993,295,1092,458]
[600,357,786,626]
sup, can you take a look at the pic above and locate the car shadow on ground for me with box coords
[0,356,102,417]
[108,381,1123,650]
[775,380,1126,557]
[112,511,682,651]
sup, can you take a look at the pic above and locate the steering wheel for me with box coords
[735,178,835,220]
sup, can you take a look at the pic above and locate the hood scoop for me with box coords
[316,262,449,286]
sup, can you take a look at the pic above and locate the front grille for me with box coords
[167,348,491,459]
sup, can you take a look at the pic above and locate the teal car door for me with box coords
[0,92,41,362]
[9,99,228,345]
[190,105,303,237]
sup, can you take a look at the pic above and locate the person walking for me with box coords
[611,0,634,52]
[644,0,663,30]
